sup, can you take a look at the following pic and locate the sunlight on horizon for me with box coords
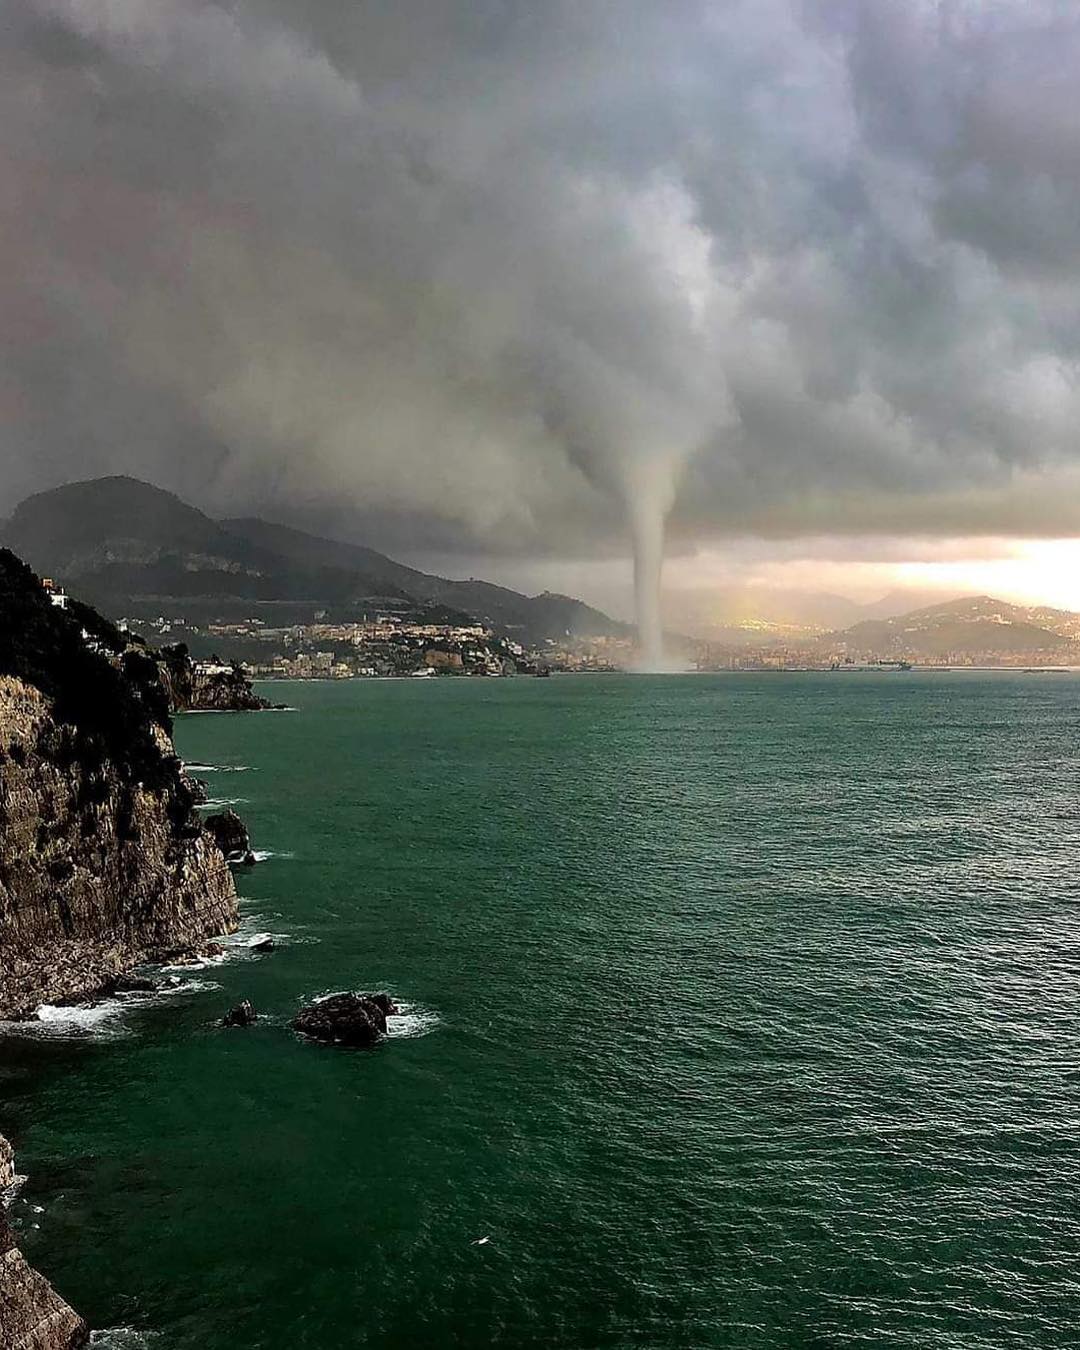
[891,540,1080,611]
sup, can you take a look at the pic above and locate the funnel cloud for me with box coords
[5,2,1080,625]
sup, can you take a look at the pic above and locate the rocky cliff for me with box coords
[0,550,239,1018]
[157,644,270,712]
[1,1134,87,1349]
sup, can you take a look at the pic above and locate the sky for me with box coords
[4,0,1080,624]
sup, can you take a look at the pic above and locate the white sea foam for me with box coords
[250,848,294,862]
[161,954,229,971]
[90,1329,162,1349]
[0,978,222,1041]
[182,763,252,773]
[387,1002,440,1040]
[35,1001,124,1030]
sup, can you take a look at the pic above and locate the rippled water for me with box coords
[4,673,1080,1347]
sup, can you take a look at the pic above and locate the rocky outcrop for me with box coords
[0,550,239,1019]
[1,1134,88,1350]
[222,1000,257,1027]
[158,645,270,712]
[203,809,255,865]
[292,992,398,1047]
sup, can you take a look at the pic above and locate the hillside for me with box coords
[2,478,624,642]
[0,548,238,1017]
[836,595,1076,658]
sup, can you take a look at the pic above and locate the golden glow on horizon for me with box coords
[659,537,1080,623]
[890,540,1080,611]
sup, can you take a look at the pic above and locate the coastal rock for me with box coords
[183,774,210,804]
[222,1000,257,1027]
[204,810,256,865]
[0,550,240,1019]
[158,644,271,713]
[109,974,157,994]
[0,1133,88,1350]
[250,936,275,952]
[292,993,398,1047]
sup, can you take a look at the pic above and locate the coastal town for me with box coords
[37,571,1080,678]
[122,612,628,678]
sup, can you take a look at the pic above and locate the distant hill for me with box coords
[836,595,1078,658]
[1,477,625,643]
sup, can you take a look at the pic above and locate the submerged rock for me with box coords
[250,936,275,952]
[292,992,398,1047]
[222,1000,257,1027]
[204,808,256,865]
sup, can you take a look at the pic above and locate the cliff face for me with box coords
[0,550,238,1018]
[157,645,270,712]
[1,1135,88,1350]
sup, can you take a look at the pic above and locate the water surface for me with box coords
[4,673,1080,1348]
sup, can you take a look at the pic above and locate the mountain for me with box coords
[2,477,625,642]
[836,595,1078,658]
[675,586,959,641]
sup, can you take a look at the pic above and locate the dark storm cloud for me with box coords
[3,0,1080,555]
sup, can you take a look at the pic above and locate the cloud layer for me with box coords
[4,0,1080,561]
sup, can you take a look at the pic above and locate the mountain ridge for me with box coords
[2,477,626,642]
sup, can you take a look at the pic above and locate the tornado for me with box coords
[630,495,666,668]
[623,456,676,671]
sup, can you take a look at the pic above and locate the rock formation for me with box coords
[0,1134,88,1350]
[292,992,398,1047]
[157,644,270,713]
[222,1000,258,1027]
[203,809,256,865]
[0,549,240,1019]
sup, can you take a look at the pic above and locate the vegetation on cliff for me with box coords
[0,549,174,788]
[0,549,239,1018]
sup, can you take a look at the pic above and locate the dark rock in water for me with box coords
[183,773,210,804]
[110,974,157,994]
[161,938,225,966]
[204,808,254,864]
[292,992,399,1047]
[222,1000,257,1027]
[250,936,275,952]
[367,992,398,1018]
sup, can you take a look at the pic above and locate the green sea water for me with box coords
[4,673,1080,1348]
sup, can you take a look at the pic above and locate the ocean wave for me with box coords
[197,797,248,809]
[90,1329,162,1349]
[182,763,252,773]
[0,978,222,1041]
[387,1003,441,1040]
[250,848,294,862]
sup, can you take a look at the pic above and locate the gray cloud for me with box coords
[3,0,1080,563]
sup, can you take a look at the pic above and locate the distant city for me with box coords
[110,592,1080,680]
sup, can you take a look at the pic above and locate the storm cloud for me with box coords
[4,0,1080,563]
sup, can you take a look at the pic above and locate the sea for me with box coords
[3,672,1080,1349]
